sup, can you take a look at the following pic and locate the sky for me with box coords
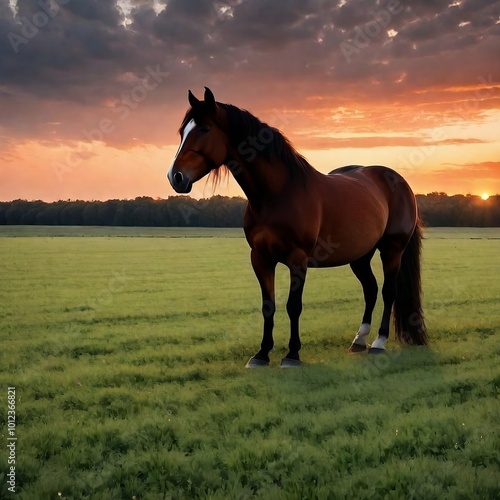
[0,0,499,202]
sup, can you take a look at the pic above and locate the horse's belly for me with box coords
[308,235,376,267]
[311,212,387,267]
[310,179,388,266]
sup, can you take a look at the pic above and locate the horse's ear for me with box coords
[188,90,200,107]
[204,87,216,113]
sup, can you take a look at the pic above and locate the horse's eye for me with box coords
[199,125,210,134]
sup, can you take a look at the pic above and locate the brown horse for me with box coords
[168,87,427,367]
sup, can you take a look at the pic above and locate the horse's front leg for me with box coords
[246,250,277,368]
[281,250,308,368]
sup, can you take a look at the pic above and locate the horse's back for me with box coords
[327,165,418,237]
[328,165,404,186]
[328,165,364,175]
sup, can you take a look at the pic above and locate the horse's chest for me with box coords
[246,226,283,258]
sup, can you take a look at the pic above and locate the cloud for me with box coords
[438,161,500,180]
[402,160,500,195]
[296,135,489,150]
[0,0,499,151]
[417,161,500,190]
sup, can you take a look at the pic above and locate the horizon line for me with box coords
[1,192,499,204]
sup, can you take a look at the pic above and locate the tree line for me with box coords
[0,193,499,227]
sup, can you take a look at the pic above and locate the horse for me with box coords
[167,87,427,368]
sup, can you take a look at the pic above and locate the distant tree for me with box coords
[97,200,119,226]
[81,203,98,225]
[417,193,500,227]
[131,199,151,226]
[153,199,171,226]
[0,194,498,227]
[167,196,200,226]
[36,203,61,225]
[0,203,6,224]
[5,200,29,224]
[60,202,84,225]
[112,201,132,226]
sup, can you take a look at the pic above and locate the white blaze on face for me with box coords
[167,118,196,183]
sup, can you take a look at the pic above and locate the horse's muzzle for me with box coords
[168,168,192,193]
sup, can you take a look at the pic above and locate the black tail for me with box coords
[394,218,428,345]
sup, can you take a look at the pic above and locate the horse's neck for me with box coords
[228,152,290,204]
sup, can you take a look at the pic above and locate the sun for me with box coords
[481,193,490,200]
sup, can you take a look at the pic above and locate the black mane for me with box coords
[221,103,313,179]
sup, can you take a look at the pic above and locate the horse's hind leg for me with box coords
[348,248,377,353]
[369,236,407,353]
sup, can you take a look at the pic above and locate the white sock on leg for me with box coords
[352,323,371,346]
[371,336,387,350]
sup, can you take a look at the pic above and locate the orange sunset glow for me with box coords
[1,0,499,202]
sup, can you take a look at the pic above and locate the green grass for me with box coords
[0,227,499,499]
[0,226,244,238]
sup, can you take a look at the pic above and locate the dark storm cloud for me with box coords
[152,0,219,45]
[333,0,373,30]
[0,0,498,146]
[219,0,326,47]
[1,0,131,91]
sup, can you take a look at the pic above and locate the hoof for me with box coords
[368,347,387,355]
[280,358,302,368]
[245,357,269,368]
[348,343,367,354]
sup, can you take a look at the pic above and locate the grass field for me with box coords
[0,227,499,499]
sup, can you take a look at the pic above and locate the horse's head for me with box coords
[168,87,228,193]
